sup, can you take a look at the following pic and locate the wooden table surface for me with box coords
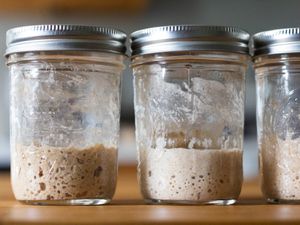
[1,166,300,225]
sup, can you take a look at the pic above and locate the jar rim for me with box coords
[130,25,250,56]
[5,24,127,56]
[253,27,300,57]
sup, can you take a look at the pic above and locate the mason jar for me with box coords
[5,25,126,205]
[253,28,300,203]
[130,25,250,205]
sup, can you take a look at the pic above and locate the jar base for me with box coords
[144,198,237,205]
[19,198,111,206]
[267,198,300,204]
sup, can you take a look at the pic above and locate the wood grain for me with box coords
[1,167,300,225]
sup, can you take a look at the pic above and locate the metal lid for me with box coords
[5,24,127,56]
[130,25,250,56]
[253,28,300,56]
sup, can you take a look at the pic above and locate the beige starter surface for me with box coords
[260,134,300,201]
[138,147,243,203]
[11,144,117,201]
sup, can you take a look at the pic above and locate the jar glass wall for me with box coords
[132,52,248,205]
[7,51,125,205]
[254,54,300,203]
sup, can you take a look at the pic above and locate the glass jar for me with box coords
[5,25,126,205]
[130,25,250,205]
[253,28,300,203]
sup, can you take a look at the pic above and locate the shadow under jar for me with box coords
[253,28,300,203]
[5,25,126,205]
[130,25,250,205]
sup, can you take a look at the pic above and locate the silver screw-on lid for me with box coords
[253,28,300,56]
[130,25,250,56]
[5,24,127,56]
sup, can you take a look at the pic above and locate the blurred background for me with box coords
[0,0,300,179]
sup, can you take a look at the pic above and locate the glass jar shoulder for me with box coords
[131,51,249,68]
[254,54,300,77]
[7,51,125,70]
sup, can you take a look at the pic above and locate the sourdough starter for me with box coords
[260,135,300,200]
[138,148,243,202]
[11,144,117,201]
